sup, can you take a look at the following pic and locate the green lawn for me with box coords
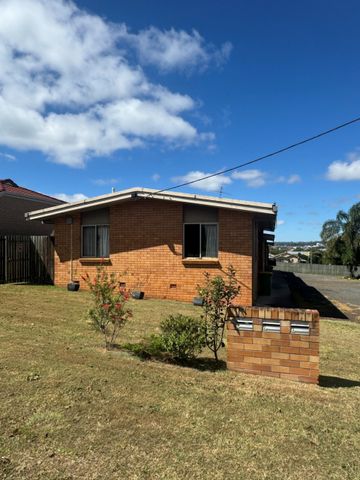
[0,284,359,480]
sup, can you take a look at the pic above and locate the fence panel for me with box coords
[31,235,54,284]
[0,235,54,284]
[0,237,4,283]
[274,262,349,276]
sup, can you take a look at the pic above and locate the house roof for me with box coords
[0,179,63,204]
[25,187,277,228]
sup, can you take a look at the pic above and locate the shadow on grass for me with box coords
[118,343,226,372]
[181,358,227,372]
[319,375,360,389]
[279,271,348,320]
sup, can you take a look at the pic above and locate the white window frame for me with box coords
[81,224,110,258]
[183,222,219,259]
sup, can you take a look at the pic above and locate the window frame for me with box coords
[183,222,219,259]
[81,224,110,258]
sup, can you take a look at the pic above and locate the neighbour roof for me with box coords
[0,178,63,204]
[25,187,277,227]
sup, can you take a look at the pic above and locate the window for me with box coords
[82,225,109,257]
[81,208,110,258]
[184,223,218,258]
[183,205,219,259]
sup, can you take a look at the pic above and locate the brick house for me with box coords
[0,178,63,235]
[26,188,276,304]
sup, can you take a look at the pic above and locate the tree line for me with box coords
[321,202,360,278]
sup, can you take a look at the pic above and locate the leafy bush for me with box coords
[122,334,165,359]
[122,315,206,363]
[82,268,132,349]
[160,314,206,361]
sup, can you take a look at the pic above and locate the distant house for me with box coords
[0,179,63,235]
[274,250,309,264]
[26,188,277,304]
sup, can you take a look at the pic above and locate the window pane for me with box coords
[97,225,109,257]
[83,226,96,256]
[201,224,218,257]
[184,224,200,257]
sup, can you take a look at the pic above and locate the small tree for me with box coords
[198,265,240,361]
[82,268,132,349]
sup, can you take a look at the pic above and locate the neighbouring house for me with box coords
[0,179,63,235]
[26,188,277,304]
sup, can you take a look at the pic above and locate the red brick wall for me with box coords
[227,306,320,384]
[53,198,254,303]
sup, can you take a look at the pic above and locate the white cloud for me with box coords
[277,219,285,226]
[288,174,301,184]
[276,174,301,185]
[0,152,16,161]
[152,173,160,181]
[0,0,223,167]
[92,178,119,186]
[124,27,232,73]
[172,170,232,192]
[326,151,360,181]
[231,169,266,187]
[275,174,301,184]
[53,192,87,202]
[170,169,300,192]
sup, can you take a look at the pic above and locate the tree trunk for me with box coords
[349,265,355,279]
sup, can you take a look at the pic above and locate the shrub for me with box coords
[122,335,165,360]
[160,314,206,361]
[82,268,132,349]
[198,265,240,361]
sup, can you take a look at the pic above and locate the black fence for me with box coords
[0,235,54,284]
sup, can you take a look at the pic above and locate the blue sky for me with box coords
[1,0,360,241]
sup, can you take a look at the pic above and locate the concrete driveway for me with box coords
[290,273,360,322]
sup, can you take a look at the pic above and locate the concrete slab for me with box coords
[255,271,295,308]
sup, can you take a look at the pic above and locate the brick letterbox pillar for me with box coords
[227,307,319,384]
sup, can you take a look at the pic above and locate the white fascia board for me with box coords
[137,191,276,215]
[263,233,275,241]
[25,187,276,221]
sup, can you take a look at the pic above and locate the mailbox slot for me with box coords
[291,322,310,335]
[263,320,280,333]
[233,318,253,331]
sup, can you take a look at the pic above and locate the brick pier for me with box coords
[227,306,319,384]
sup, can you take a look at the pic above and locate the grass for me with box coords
[0,284,360,480]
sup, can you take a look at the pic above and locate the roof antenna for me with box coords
[219,186,223,198]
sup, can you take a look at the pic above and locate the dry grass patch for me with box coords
[0,284,359,479]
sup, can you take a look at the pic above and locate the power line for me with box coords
[148,115,360,196]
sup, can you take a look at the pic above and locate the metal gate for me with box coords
[0,235,54,284]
